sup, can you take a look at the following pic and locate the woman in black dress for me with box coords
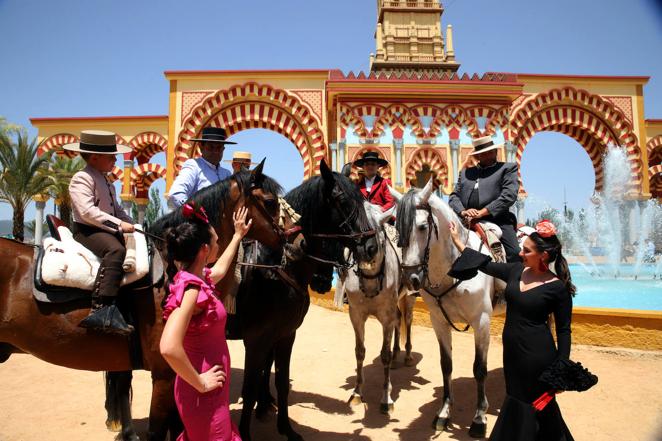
[449,220,576,441]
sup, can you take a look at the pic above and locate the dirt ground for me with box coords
[1,304,661,441]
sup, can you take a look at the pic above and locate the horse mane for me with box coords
[395,187,463,248]
[150,170,283,238]
[284,172,370,236]
[395,189,419,248]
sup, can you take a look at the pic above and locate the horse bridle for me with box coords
[305,184,376,269]
[246,183,301,245]
[400,203,472,332]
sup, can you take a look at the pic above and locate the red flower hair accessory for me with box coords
[535,219,557,238]
[182,201,210,224]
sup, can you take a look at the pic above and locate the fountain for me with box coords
[545,146,662,310]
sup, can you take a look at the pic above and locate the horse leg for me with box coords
[274,333,302,441]
[103,371,140,441]
[431,319,453,431]
[399,293,416,366]
[348,305,367,406]
[239,345,271,441]
[468,314,491,438]
[256,350,277,421]
[146,372,180,441]
[392,308,401,365]
[379,318,395,414]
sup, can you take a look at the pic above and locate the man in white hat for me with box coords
[225,151,256,173]
[65,130,136,336]
[449,135,521,261]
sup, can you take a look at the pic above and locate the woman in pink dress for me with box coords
[160,202,252,441]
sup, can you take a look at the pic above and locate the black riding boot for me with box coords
[79,267,134,336]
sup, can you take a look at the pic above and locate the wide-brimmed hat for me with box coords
[468,135,503,156]
[353,151,388,168]
[223,151,257,165]
[191,127,236,144]
[62,130,132,155]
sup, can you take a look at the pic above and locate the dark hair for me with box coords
[164,219,212,282]
[80,152,93,162]
[528,232,576,296]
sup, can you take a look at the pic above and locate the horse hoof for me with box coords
[433,416,451,431]
[380,402,394,414]
[469,422,487,438]
[348,394,363,406]
[105,419,121,432]
[121,433,141,441]
[255,402,278,421]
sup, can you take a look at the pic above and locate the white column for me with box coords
[330,142,338,172]
[505,140,517,163]
[34,200,46,245]
[394,138,403,187]
[449,139,460,183]
[516,198,526,225]
[137,204,147,225]
[338,139,346,169]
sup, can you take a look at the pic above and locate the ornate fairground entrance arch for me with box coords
[30,1,658,245]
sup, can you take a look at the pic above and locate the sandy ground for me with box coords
[1,304,662,441]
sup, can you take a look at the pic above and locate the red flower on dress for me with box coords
[535,220,557,238]
[182,201,210,224]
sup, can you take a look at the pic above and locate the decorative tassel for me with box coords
[532,390,555,411]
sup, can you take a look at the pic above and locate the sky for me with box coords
[0,0,660,222]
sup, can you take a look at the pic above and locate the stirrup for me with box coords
[79,304,134,337]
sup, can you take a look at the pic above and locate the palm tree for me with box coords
[48,154,85,227]
[0,128,52,242]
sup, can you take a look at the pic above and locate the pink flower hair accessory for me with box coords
[182,201,210,225]
[535,219,557,238]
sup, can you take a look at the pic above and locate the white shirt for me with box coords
[364,176,376,192]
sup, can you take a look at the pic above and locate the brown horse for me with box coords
[0,165,285,441]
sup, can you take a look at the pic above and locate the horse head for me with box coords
[285,159,378,293]
[392,178,460,291]
[355,202,395,273]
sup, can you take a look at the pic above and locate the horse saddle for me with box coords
[33,215,163,303]
[472,221,506,264]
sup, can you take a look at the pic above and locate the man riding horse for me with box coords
[449,135,521,262]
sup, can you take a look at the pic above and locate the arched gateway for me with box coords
[31,1,658,245]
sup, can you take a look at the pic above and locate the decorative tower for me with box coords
[370,0,460,76]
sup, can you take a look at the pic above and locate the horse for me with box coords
[333,201,416,415]
[390,179,502,438]
[0,164,285,441]
[233,159,378,441]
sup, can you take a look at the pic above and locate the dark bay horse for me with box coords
[234,160,377,441]
[0,165,284,441]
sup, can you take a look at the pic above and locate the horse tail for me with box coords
[104,371,133,432]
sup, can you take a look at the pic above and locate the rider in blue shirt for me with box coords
[167,127,235,209]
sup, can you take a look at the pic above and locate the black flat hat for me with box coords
[353,151,388,168]
[191,127,237,144]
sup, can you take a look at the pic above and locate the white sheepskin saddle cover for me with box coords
[41,225,149,290]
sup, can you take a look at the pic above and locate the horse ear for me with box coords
[388,185,403,202]
[340,162,352,178]
[319,159,335,185]
[419,177,434,204]
[378,206,395,225]
[251,158,266,180]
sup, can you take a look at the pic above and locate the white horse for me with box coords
[334,201,416,414]
[390,179,503,438]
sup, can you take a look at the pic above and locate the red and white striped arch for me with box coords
[649,164,662,198]
[130,163,167,193]
[647,135,662,167]
[339,104,368,138]
[405,147,448,190]
[38,133,78,157]
[512,87,642,192]
[130,131,168,162]
[349,146,391,181]
[176,82,326,179]
[108,166,123,184]
[432,105,480,138]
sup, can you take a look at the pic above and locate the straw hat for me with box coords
[224,151,257,165]
[468,135,503,156]
[62,130,131,155]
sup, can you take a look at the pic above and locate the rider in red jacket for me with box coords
[354,151,394,212]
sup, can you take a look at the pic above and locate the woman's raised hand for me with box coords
[233,206,253,238]
[448,221,464,251]
[198,365,226,393]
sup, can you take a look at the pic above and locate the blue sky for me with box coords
[0,0,660,221]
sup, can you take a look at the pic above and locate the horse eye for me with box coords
[264,199,278,213]
[417,224,428,231]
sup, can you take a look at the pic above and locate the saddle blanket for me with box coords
[40,224,149,290]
